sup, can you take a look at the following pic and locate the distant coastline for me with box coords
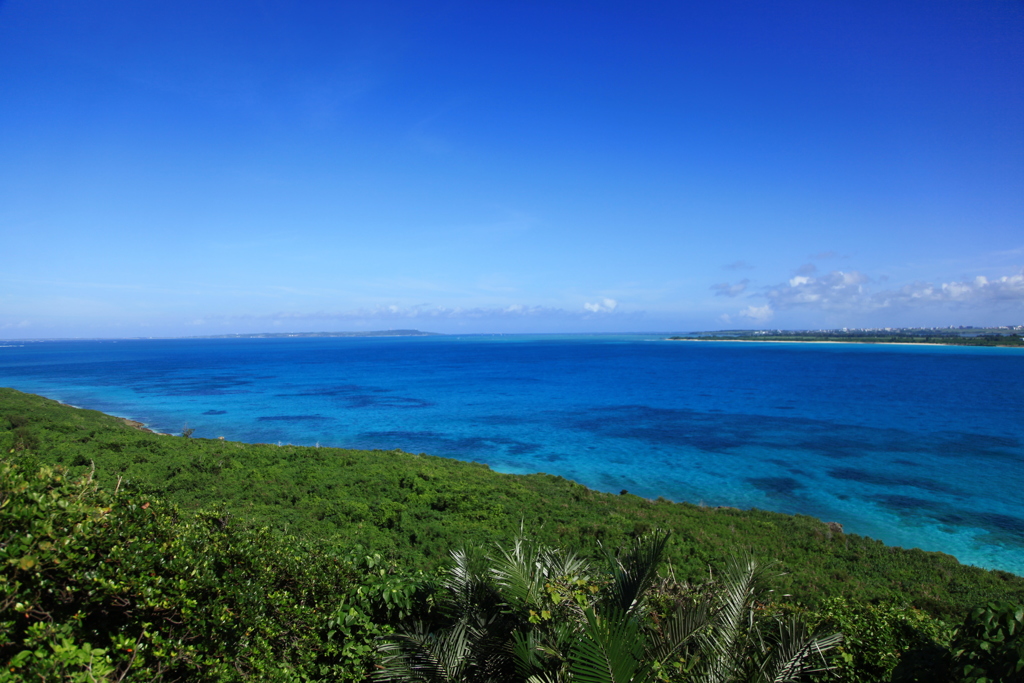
[0,330,444,343]
[667,339,1019,348]
[667,329,1024,348]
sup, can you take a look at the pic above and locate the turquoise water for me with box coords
[1,335,1023,575]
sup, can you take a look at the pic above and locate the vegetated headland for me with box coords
[1,387,1020,614]
[669,325,1024,347]
[4,386,1024,680]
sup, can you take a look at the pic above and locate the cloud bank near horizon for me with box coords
[0,301,644,338]
[183,300,638,332]
[4,263,1024,339]
[725,267,1024,325]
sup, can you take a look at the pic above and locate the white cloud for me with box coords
[882,272,1024,307]
[205,300,634,325]
[743,268,1024,319]
[583,298,618,313]
[740,305,773,323]
[763,270,871,311]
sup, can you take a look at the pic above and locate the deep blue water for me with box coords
[2,335,1023,575]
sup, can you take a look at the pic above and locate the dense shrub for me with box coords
[949,601,1024,683]
[799,597,952,682]
[0,459,426,681]
[1,447,1022,680]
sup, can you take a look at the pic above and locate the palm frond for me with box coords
[646,590,715,664]
[752,618,843,683]
[490,535,592,608]
[511,614,582,683]
[490,535,547,608]
[375,618,474,683]
[604,530,671,617]
[512,629,559,681]
[545,546,592,583]
[692,555,771,683]
[569,608,653,683]
[444,547,484,615]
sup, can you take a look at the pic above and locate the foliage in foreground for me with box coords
[1,455,1023,681]
[949,602,1024,683]
[0,459,425,682]
[378,532,842,683]
[2,387,1022,622]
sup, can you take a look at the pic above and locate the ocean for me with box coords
[1,334,1022,575]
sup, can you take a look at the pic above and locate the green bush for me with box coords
[1,458,1017,682]
[801,597,953,682]
[0,459,426,681]
[950,601,1024,683]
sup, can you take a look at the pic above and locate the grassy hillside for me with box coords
[0,458,424,681]
[2,386,1021,620]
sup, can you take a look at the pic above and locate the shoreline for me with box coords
[666,338,1023,348]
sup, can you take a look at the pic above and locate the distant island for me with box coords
[190,329,442,339]
[669,326,1024,347]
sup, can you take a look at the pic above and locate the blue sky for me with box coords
[1,0,1022,337]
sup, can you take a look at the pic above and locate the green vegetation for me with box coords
[378,532,843,683]
[668,329,1024,347]
[1,459,426,681]
[2,386,1024,680]
[2,388,1019,619]
[948,602,1024,682]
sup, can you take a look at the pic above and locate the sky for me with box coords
[1,0,1023,337]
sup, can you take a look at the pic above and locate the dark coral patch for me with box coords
[358,430,542,458]
[748,477,804,496]
[873,495,1024,547]
[828,467,958,494]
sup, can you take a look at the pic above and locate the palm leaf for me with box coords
[569,608,653,683]
[604,530,671,617]
[752,618,843,683]
[646,590,715,664]
[490,535,547,608]
[375,618,474,683]
[445,547,487,615]
[491,534,593,611]
[692,555,770,683]
[511,628,569,683]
